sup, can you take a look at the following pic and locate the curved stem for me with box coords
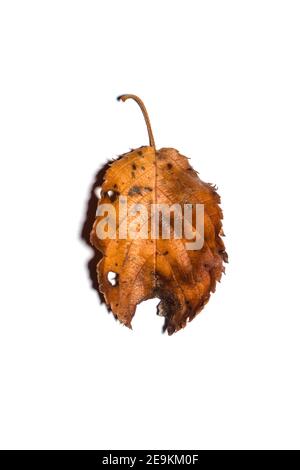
[117,94,156,149]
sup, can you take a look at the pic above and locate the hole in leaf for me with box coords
[94,186,101,198]
[106,190,119,202]
[107,271,118,286]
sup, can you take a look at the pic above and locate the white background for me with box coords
[0,0,300,450]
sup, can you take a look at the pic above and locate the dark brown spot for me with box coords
[167,163,173,169]
[144,186,152,192]
[138,151,143,156]
[131,171,135,178]
[163,250,169,255]
[141,166,145,170]
[132,163,137,170]
[128,186,142,196]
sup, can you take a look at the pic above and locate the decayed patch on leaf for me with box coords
[90,94,227,334]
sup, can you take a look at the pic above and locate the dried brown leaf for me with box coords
[90,95,227,334]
